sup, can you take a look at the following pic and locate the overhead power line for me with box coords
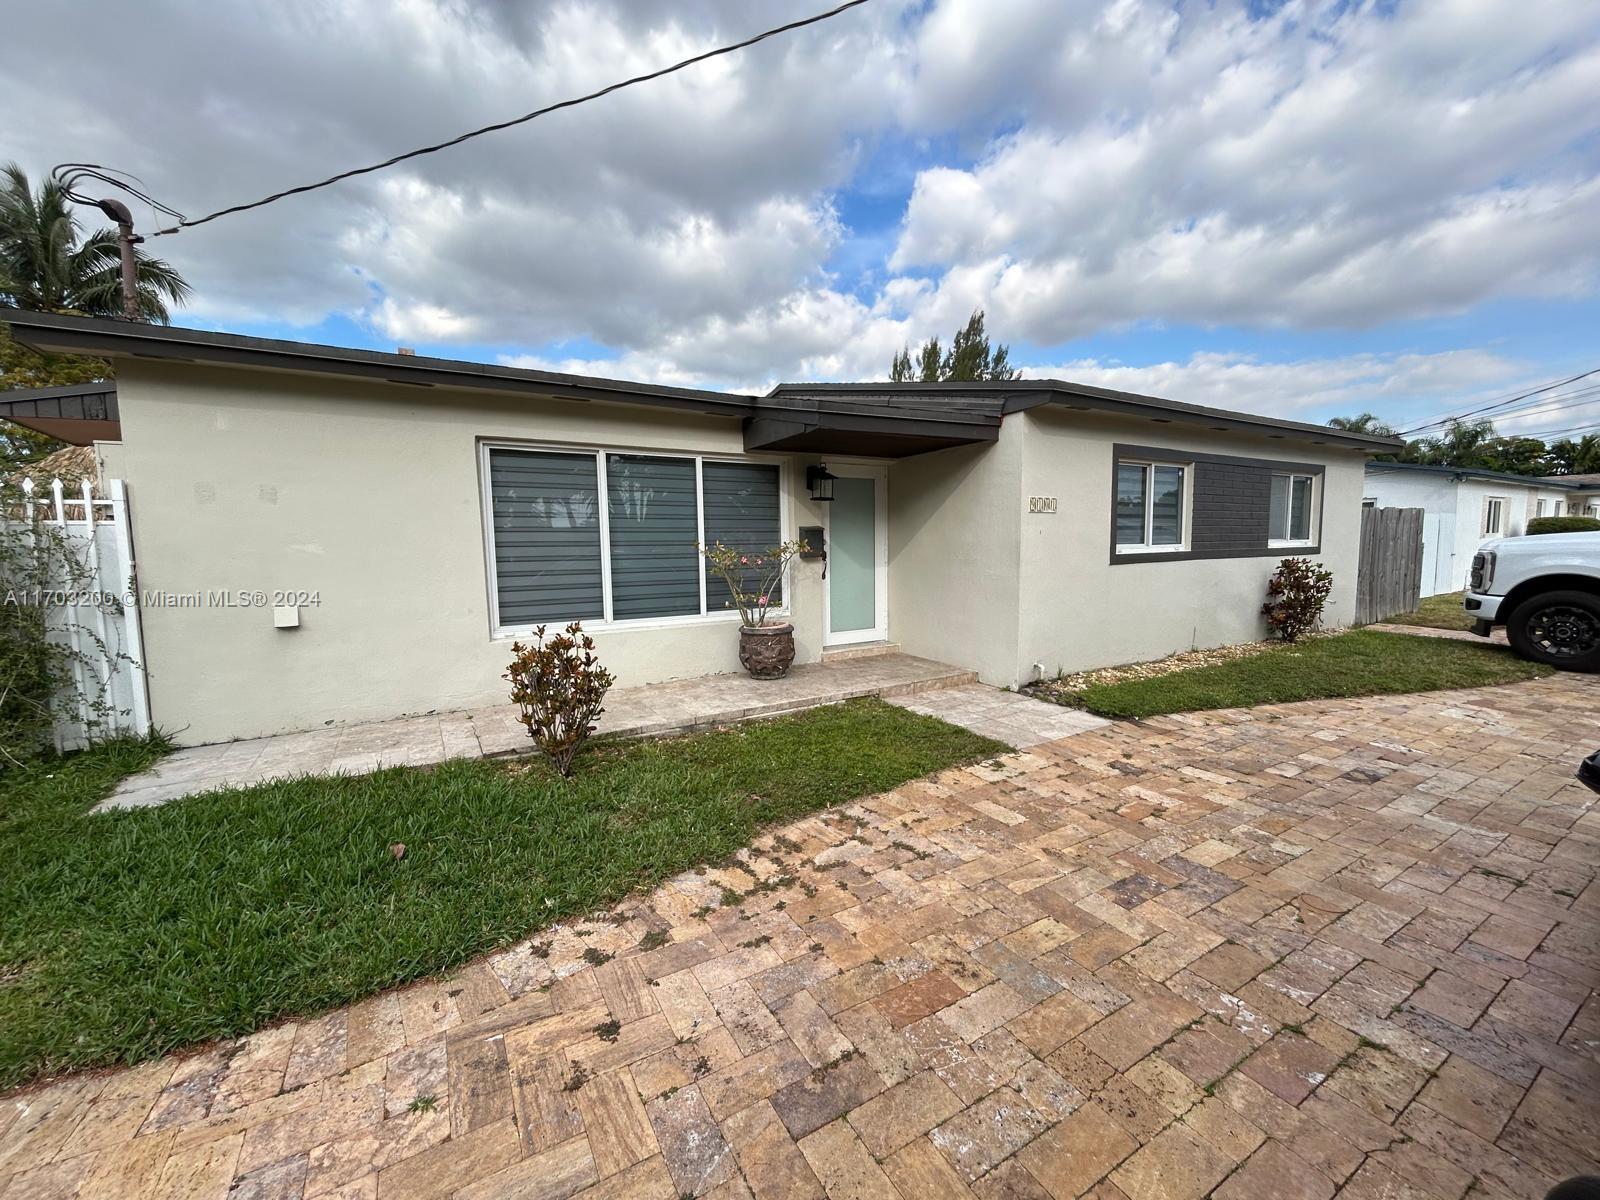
[1398,365,1600,436]
[1472,384,1600,430]
[74,0,873,238]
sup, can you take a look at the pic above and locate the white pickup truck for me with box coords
[1465,530,1600,671]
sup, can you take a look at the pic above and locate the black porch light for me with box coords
[806,464,838,502]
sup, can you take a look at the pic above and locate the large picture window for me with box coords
[484,445,782,632]
[1115,461,1187,551]
[1269,473,1317,545]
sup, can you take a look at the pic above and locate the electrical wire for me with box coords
[1468,384,1600,430]
[74,0,874,237]
[1397,366,1600,436]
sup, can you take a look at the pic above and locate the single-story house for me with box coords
[1362,461,1596,596]
[1538,473,1600,516]
[9,312,1398,745]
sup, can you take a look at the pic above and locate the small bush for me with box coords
[505,622,616,777]
[1526,515,1600,535]
[1261,557,1334,643]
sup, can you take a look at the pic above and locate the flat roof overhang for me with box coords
[0,384,121,444]
[743,410,999,458]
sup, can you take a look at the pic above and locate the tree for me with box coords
[1403,418,1498,469]
[889,311,1021,382]
[0,163,189,321]
[0,162,189,469]
[1326,413,1397,437]
[1547,434,1600,476]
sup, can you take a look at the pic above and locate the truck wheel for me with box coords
[1506,590,1600,672]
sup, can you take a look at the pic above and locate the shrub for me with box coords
[0,515,131,765]
[1261,557,1334,643]
[1526,515,1600,535]
[505,623,616,777]
[698,538,809,627]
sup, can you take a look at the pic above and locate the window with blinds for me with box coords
[702,461,782,612]
[1115,460,1187,550]
[606,454,701,620]
[486,449,605,626]
[484,446,782,632]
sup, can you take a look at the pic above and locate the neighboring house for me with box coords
[10,312,1397,746]
[0,381,120,488]
[1362,461,1588,596]
[1538,473,1600,518]
[4,442,100,487]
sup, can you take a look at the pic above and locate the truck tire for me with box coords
[1505,590,1600,672]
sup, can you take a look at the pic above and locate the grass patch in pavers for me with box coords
[1062,630,1551,720]
[0,697,1004,1090]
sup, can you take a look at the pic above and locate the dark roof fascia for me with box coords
[1366,461,1579,489]
[0,381,117,406]
[1008,384,1402,452]
[6,311,759,418]
[770,379,1402,452]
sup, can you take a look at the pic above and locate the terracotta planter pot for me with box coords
[739,623,796,679]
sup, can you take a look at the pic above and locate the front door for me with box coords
[824,466,887,645]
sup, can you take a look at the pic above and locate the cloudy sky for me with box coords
[8,0,1600,434]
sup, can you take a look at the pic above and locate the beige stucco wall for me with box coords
[886,422,1025,684]
[1009,409,1368,685]
[112,361,828,745]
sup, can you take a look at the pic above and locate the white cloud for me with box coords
[3,0,1599,398]
[894,0,1600,341]
[1025,348,1527,423]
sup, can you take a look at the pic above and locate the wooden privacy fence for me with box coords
[1,476,151,749]
[1355,505,1424,625]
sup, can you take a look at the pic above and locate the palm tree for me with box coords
[0,163,189,322]
[1326,413,1397,437]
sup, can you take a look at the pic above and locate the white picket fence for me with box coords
[3,476,151,749]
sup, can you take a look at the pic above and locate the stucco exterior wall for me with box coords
[1363,469,1577,595]
[113,361,827,744]
[1012,409,1368,684]
[886,423,1024,685]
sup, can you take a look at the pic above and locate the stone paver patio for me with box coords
[100,653,990,811]
[6,675,1598,1200]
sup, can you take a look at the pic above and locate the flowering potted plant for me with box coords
[699,538,809,678]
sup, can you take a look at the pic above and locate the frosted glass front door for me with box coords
[828,476,876,637]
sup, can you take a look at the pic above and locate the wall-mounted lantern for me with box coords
[806,464,838,502]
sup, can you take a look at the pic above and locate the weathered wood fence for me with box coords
[1355,505,1424,625]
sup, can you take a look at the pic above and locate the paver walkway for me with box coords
[889,684,1109,748]
[6,676,1598,1200]
[100,653,977,811]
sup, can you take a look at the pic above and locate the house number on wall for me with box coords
[1028,496,1058,513]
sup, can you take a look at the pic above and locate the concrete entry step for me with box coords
[99,652,980,811]
[821,640,901,663]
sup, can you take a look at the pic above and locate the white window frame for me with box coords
[1482,495,1506,538]
[1268,472,1320,548]
[479,440,790,639]
[1113,459,1190,555]
[1535,498,1548,517]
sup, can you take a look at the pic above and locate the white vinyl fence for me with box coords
[2,476,150,750]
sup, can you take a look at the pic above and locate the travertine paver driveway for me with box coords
[4,678,1597,1200]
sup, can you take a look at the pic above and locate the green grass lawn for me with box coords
[1380,591,1477,632]
[1068,630,1550,720]
[0,699,1004,1090]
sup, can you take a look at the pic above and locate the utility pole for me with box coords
[94,197,142,321]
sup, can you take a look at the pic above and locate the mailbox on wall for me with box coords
[798,526,826,559]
